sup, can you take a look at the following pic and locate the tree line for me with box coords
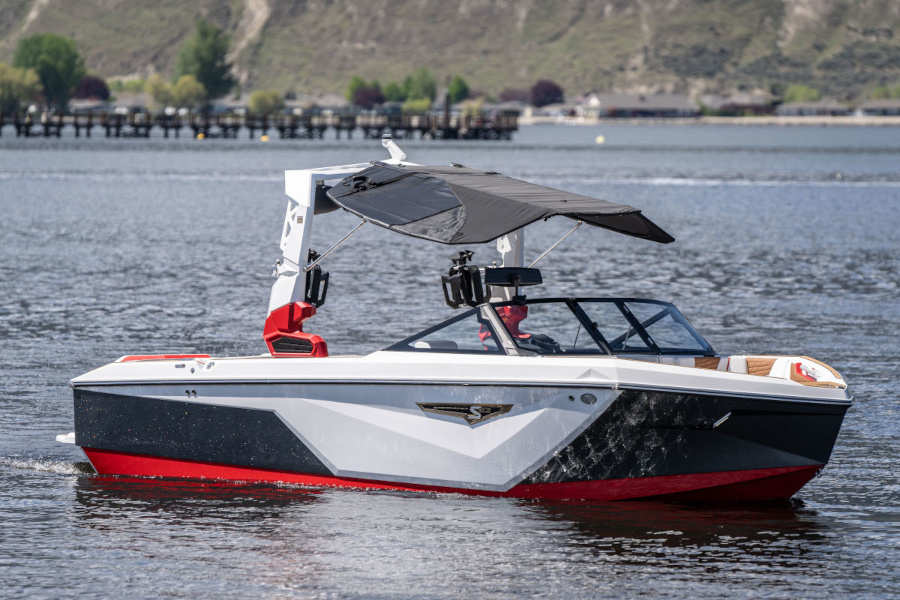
[0,20,242,114]
[345,70,565,110]
[346,69,469,111]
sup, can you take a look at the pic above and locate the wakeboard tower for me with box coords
[58,136,851,501]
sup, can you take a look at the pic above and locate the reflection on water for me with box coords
[74,476,325,522]
[62,475,877,599]
[1,125,898,598]
[528,500,829,569]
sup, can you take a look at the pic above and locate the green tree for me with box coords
[112,78,146,93]
[783,84,821,103]
[174,20,235,106]
[406,68,436,101]
[447,75,469,104]
[144,74,174,109]
[171,75,206,108]
[870,85,890,100]
[402,97,432,113]
[13,33,85,109]
[462,97,483,117]
[383,81,405,102]
[401,75,414,99]
[346,75,367,101]
[0,63,41,113]
[248,89,284,115]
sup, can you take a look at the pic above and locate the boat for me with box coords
[58,137,851,501]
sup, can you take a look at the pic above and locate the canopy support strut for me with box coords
[528,220,583,268]
[305,220,368,273]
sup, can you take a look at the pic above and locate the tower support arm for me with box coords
[267,163,370,314]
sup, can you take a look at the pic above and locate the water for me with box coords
[1,125,898,598]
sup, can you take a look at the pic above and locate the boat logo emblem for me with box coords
[416,403,513,425]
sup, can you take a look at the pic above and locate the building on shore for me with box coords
[69,98,111,113]
[699,92,773,115]
[480,100,531,114]
[776,99,850,116]
[578,93,698,118]
[532,101,578,118]
[855,99,900,116]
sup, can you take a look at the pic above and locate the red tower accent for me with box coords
[263,302,328,357]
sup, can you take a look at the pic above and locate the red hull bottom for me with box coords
[82,448,822,502]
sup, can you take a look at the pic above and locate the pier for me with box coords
[0,111,517,140]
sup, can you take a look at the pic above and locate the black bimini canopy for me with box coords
[325,162,674,245]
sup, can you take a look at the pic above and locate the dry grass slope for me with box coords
[0,0,898,99]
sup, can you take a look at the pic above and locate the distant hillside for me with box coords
[1,0,899,101]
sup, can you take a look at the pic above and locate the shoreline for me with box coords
[520,115,900,127]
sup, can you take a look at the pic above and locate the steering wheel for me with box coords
[528,333,561,354]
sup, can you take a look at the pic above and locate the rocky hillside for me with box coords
[1,0,899,100]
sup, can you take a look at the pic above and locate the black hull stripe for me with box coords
[74,389,331,475]
[523,389,848,484]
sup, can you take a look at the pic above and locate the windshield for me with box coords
[618,301,710,353]
[492,302,605,355]
[386,308,505,354]
[491,298,713,356]
[385,298,713,356]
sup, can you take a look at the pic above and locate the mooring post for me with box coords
[444,89,450,133]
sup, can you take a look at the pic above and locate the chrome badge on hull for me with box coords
[417,403,513,425]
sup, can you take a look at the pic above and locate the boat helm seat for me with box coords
[693,356,726,370]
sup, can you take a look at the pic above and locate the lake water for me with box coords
[0,124,898,599]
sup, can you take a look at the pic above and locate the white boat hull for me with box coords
[70,352,851,501]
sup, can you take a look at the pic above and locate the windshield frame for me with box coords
[489,297,715,356]
[382,298,714,357]
[384,305,519,355]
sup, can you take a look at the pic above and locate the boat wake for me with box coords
[0,457,94,475]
